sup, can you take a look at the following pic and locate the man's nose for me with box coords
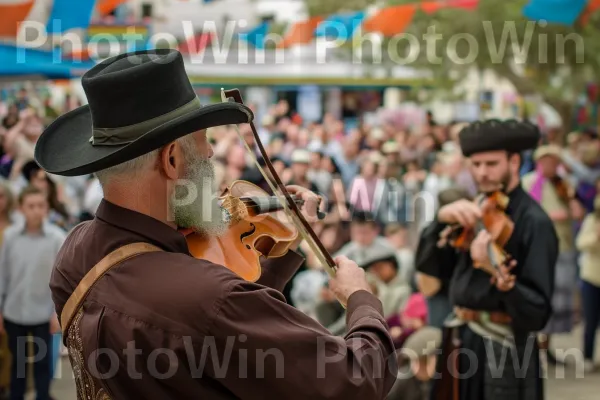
[207,144,214,159]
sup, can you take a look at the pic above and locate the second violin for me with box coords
[438,191,514,282]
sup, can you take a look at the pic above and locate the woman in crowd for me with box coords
[575,193,600,373]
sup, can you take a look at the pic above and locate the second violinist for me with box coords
[415,119,558,400]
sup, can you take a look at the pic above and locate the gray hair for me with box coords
[95,135,197,186]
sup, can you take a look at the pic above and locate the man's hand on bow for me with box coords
[285,185,322,224]
[438,199,482,228]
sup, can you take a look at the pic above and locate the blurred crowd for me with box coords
[1,87,600,399]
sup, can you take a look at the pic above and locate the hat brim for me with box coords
[360,255,398,270]
[34,100,252,177]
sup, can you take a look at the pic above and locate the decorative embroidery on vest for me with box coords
[66,309,112,400]
[96,388,112,400]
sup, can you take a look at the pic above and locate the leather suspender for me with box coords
[60,242,164,334]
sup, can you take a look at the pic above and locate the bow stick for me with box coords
[221,88,338,279]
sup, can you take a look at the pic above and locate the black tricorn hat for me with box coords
[34,49,253,177]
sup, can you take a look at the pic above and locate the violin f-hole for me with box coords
[240,223,256,250]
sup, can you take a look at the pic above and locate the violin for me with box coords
[182,88,338,288]
[182,180,306,281]
[438,191,514,282]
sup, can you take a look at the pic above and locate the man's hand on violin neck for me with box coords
[437,199,482,227]
[490,260,517,292]
[285,185,322,223]
[328,256,373,306]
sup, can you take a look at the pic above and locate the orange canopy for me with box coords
[580,0,600,25]
[0,1,34,38]
[363,4,418,36]
[278,16,324,48]
[421,0,480,14]
[96,0,129,16]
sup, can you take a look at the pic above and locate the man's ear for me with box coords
[509,152,521,171]
[159,142,179,180]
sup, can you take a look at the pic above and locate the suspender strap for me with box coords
[60,242,164,334]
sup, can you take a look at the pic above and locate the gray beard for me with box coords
[171,157,228,237]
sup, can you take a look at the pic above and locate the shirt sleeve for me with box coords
[256,250,305,292]
[206,282,397,400]
[415,219,457,281]
[502,213,558,333]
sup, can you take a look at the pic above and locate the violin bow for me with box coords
[221,88,338,278]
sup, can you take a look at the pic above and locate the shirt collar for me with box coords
[95,199,190,255]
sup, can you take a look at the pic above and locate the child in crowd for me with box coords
[335,210,392,266]
[0,186,65,400]
[359,244,412,318]
[386,293,428,348]
[386,327,442,400]
[316,239,410,334]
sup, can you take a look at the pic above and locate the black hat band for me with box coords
[89,97,202,146]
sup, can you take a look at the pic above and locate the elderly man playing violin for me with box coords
[415,119,558,400]
[34,50,397,400]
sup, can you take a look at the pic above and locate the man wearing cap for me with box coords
[416,119,558,400]
[287,149,320,193]
[522,144,580,362]
[34,50,397,399]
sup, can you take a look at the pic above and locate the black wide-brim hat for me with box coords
[34,49,253,177]
[459,119,540,157]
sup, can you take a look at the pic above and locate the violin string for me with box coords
[226,115,334,276]
[241,199,305,214]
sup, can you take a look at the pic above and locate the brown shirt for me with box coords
[51,199,397,399]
